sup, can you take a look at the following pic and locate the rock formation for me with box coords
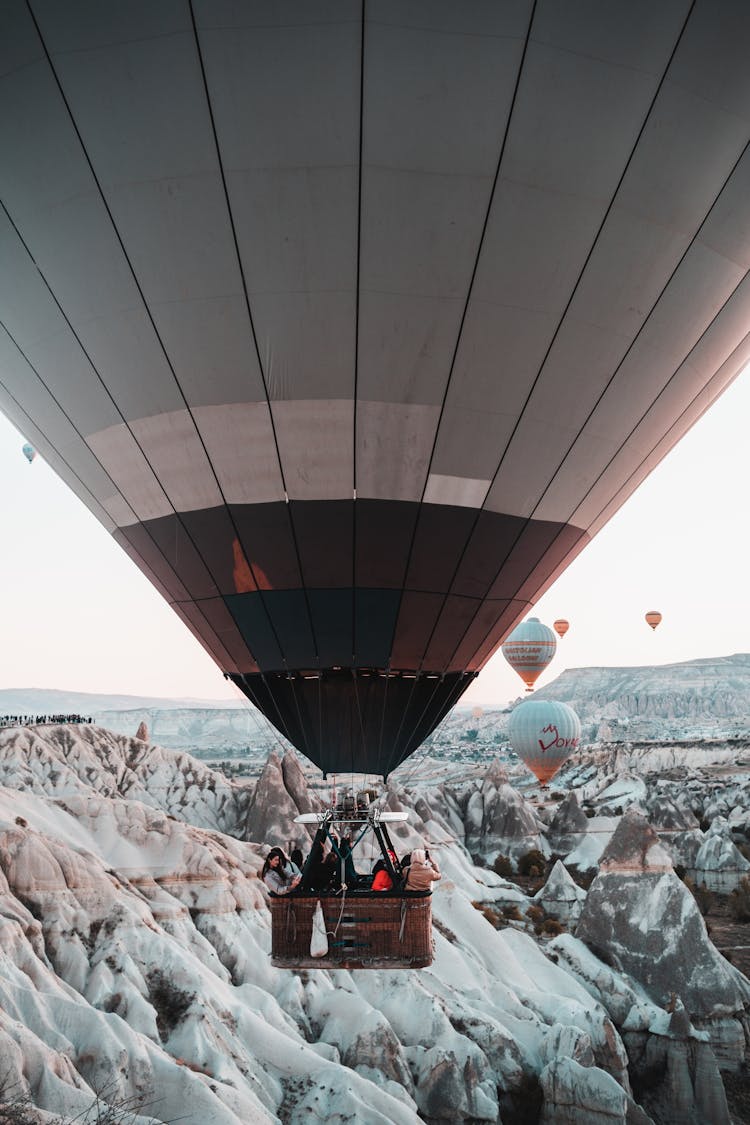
[576,809,750,1066]
[692,818,750,892]
[244,750,321,848]
[548,792,590,854]
[0,723,747,1122]
[463,765,548,864]
[533,860,586,926]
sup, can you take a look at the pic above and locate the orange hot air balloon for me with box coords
[502,618,557,692]
[553,619,569,638]
[645,611,662,631]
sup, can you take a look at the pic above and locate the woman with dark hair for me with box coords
[262,847,301,895]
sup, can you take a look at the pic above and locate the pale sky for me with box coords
[0,369,747,707]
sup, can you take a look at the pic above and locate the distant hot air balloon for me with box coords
[553,619,569,639]
[645,611,662,631]
[21,443,36,463]
[502,618,557,692]
[509,699,582,785]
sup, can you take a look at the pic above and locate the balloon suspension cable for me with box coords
[396,670,470,792]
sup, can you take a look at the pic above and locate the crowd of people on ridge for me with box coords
[261,838,441,896]
[0,714,93,729]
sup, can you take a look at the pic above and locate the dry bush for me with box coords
[501,904,523,922]
[730,876,750,923]
[493,855,514,877]
[517,849,546,878]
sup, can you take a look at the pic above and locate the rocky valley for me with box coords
[0,712,747,1123]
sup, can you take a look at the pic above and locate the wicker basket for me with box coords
[270,891,433,969]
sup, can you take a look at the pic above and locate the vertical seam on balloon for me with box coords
[477,0,698,513]
[234,674,291,759]
[0,365,113,527]
[187,1,321,758]
[532,150,750,529]
[351,668,368,775]
[374,668,391,781]
[19,2,291,682]
[351,0,366,698]
[20,3,316,762]
[380,2,537,692]
[417,0,539,505]
[459,106,750,673]
[0,296,246,678]
[395,671,474,787]
[407,0,702,683]
[386,672,444,777]
[353,0,365,501]
[255,672,297,754]
[515,288,750,628]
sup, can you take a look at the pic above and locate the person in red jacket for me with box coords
[371,866,393,891]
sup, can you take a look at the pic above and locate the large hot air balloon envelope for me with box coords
[509,699,582,785]
[21,443,35,464]
[553,619,569,639]
[502,619,556,692]
[0,5,749,778]
[645,612,662,631]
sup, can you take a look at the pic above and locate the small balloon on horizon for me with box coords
[21,442,36,463]
[645,611,662,631]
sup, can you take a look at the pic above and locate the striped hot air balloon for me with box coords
[645,611,662,631]
[553,619,569,638]
[501,618,556,692]
[509,699,581,785]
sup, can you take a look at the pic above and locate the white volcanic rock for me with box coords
[0,725,747,1122]
[623,1000,732,1125]
[0,725,250,835]
[0,786,420,1123]
[532,653,750,741]
[564,818,619,874]
[533,860,587,925]
[594,775,647,815]
[464,767,548,864]
[539,1057,629,1124]
[244,749,322,848]
[549,936,732,1119]
[406,784,465,844]
[548,792,589,854]
[646,794,700,832]
[668,828,706,872]
[576,811,750,1035]
[692,819,750,892]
